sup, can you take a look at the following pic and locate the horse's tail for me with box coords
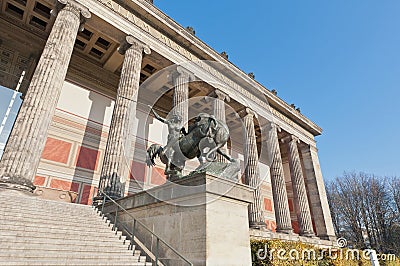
[146,144,163,167]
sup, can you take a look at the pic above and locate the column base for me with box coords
[249,221,267,230]
[276,228,294,234]
[97,173,125,201]
[0,175,35,192]
[300,231,316,238]
[318,235,337,241]
[93,191,123,205]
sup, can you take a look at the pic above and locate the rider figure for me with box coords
[150,107,186,174]
[150,108,186,143]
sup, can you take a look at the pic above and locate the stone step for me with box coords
[1,205,97,216]
[0,204,98,215]
[0,259,149,266]
[0,241,139,253]
[0,190,153,266]
[0,252,141,261]
[0,198,93,210]
[0,201,91,208]
[0,229,127,241]
[0,230,127,243]
[0,210,100,221]
[0,248,140,256]
[0,211,107,224]
[0,223,120,235]
[3,208,96,215]
[0,248,147,263]
[0,235,130,247]
[0,247,140,257]
[0,253,143,265]
[0,197,93,206]
[0,216,113,229]
[0,215,113,227]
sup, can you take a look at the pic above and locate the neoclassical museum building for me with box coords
[0,0,335,248]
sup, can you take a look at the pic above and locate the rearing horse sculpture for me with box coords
[146,113,234,179]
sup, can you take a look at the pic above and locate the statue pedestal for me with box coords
[109,173,253,266]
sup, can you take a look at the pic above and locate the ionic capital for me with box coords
[52,0,91,31]
[175,66,195,79]
[118,35,151,55]
[282,134,300,144]
[262,121,281,133]
[169,66,195,84]
[301,144,318,153]
[239,107,257,120]
[208,89,230,102]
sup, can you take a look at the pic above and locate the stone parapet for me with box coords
[105,173,254,266]
[249,229,337,248]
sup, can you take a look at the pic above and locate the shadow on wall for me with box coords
[127,106,155,194]
[73,90,111,204]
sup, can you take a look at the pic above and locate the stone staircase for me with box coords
[0,189,150,265]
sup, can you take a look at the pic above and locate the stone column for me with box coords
[98,36,150,200]
[284,135,315,237]
[241,108,266,229]
[208,89,230,162]
[171,67,193,127]
[264,122,293,234]
[0,0,90,191]
[301,144,336,240]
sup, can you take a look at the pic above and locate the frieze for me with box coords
[105,0,272,106]
[270,108,296,128]
[94,0,316,143]
[269,108,315,141]
[95,1,271,110]
[97,0,196,61]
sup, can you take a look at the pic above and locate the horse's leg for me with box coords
[166,150,175,173]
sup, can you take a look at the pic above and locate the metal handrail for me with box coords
[92,187,192,266]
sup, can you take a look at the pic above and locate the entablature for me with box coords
[80,0,322,138]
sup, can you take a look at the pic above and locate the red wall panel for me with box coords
[41,137,72,164]
[76,146,100,171]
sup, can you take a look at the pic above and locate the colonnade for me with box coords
[0,0,335,240]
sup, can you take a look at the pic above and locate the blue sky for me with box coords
[0,0,399,180]
[0,86,22,158]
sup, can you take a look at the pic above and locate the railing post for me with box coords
[101,194,106,214]
[94,189,192,265]
[114,207,119,234]
[155,238,159,266]
[130,219,136,250]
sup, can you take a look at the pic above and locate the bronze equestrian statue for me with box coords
[146,110,235,180]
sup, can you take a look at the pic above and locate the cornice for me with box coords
[122,0,323,136]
